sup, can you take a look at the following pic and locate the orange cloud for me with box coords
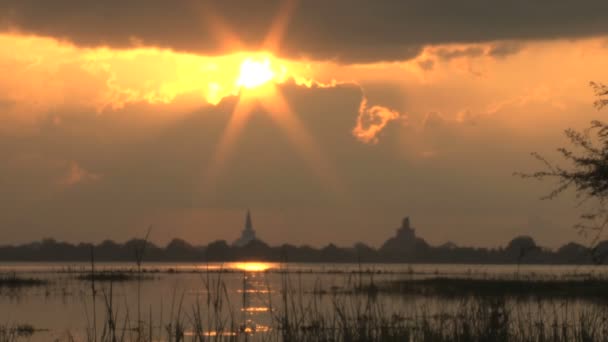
[0,33,413,145]
[5,32,605,147]
[352,98,403,144]
[0,34,299,116]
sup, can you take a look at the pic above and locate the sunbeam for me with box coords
[260,86,343,194]
[200,0,341,195]
[263,0,300,52]
[202,96,255,191]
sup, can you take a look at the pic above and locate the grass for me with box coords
[273,282,608,342]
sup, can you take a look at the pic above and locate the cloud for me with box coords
[435,47,485,61]
[0,34,295,125]
[60,161,101,186]
[421,87,560,131]
[1,1,607,63]
[488,41,525,58]
[1,31,607,247]
[352,98,403,144]
[0,33,406,146]
[422,112,447,129]
[417,59,435,71]
[426,42,525,66]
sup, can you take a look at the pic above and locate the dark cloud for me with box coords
[488,41,525,58]
[433,42,524,62]
[436,47,485,61]
[0,0,607,63]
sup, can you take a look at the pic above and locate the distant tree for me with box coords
[321,243,350,262]
[235,239,271,260]
[556,242,590,264]
[557,242,587,255]
[505,236,542,273]
[165,238,198,260]
[353,242,377,262]
[519,83,608,242]
[205,240,231,261]
[506,236,538,255]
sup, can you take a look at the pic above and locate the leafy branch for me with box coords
[516,82,608,260]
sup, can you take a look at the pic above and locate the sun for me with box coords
[236,57,275,89]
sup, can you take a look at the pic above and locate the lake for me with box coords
[1,262,607,341]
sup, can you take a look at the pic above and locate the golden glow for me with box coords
[237,58,276,89]
[201,79,343,196]
[0,34,310,116]
[197,2,342,196]
[241,307,270,312]
[0,0,400,196]
[259,86,343,193]
[231,262,273,272]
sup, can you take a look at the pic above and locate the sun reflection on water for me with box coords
[231,262,274,272]
[241,306,270,312]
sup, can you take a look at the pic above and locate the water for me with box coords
[1,262,607,341]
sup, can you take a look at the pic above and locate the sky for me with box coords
[1,0,608,248]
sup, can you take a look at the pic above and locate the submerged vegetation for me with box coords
[0,273,47,289]
[359,277,608,300]
[0,324,35,342]
[76,271,156,282]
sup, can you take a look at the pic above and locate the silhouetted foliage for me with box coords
[520,83,608,197]
[205,240,230,261]
[506,236,537,252]
[165,238,201,261]
[519,82,608,248]
[0,234,601,264]
[592,81,608,110]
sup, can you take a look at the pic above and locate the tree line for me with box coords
[0,235,605,264]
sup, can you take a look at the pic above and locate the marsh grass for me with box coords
[270,291,608,341]
[72,266,608,342]
[80,272,242,342]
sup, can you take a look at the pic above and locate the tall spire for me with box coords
[233,209,258,247]
[402,216,410,230]
[245,209,253,231]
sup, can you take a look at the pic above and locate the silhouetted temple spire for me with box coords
[380,215,428,255]
[233,209,257,247]
[245,210,253,232]
[400,216,415,235]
